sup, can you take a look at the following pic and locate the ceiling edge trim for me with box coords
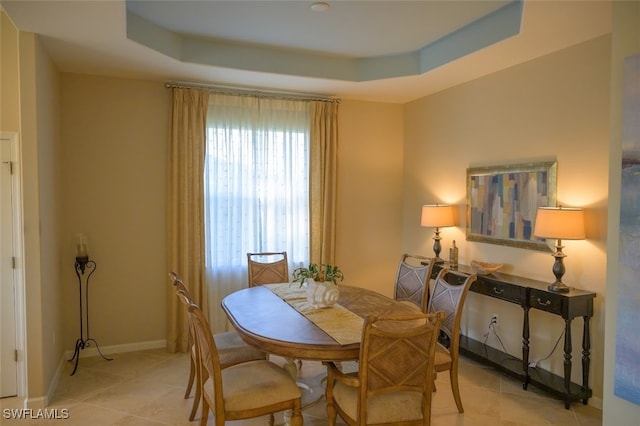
[125,0,523,83]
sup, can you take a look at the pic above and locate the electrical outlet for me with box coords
[490,314,498,326]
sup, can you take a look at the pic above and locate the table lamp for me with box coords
[533,206,585,293]
[421,204,455,262]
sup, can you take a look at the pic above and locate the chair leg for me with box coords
[326,378,337,426]
[199,397,209,426]
[185,353,195,399]
[189,371,201,420]
[289,400,303,426]
[450,364,464,413]
[327,404,337,426]
[189,352,204,421]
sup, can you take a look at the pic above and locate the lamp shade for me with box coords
[533,207,585,240]
[421,204,455,228]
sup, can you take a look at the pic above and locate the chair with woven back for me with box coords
[393,254,435,313]
[169,272,266,421]
[324,311,445,426]
[426,267,477,413]
[179,291,303,426]
[246,251,307,370]
[247,252,289,287]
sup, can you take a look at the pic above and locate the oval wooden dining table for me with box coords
[222,284,421,362]
[222,284,423,424]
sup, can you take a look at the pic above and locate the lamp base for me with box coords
[547,281,571,293]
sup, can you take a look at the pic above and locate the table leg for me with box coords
[582,315,591,405]
[563,318,573,409]
[522,305,530,390]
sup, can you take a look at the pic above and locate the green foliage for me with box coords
[292,263,344,287]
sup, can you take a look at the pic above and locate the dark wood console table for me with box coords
[430,263,595,408]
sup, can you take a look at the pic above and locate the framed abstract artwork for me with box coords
[466,161,557,251]
[614,54,640,406]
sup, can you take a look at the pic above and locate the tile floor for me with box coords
[0,348,602,425]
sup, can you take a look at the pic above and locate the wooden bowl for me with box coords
[470,260,503,275]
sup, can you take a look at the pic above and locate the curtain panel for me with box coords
[310,101,339,266]
[167,88,209,353]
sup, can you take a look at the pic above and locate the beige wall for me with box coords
[336,100,404,297]
[1,10,19,131]
[604,1,640,423]
[403,36,611,405]
[59,74,170,350]
[34,31,63,402]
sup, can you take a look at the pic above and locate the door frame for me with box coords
[1,131,27,399]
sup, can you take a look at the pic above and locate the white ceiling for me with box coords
[1,0,612,103]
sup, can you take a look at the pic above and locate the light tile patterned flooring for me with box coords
[0,348,602,425]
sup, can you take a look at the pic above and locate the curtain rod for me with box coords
[164,81,340,103]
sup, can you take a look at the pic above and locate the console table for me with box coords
[430,263,595,408]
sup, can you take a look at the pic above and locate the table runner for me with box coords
[265,283,363,345]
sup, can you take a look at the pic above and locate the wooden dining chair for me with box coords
[426,267,477,413]
[169,272,266,420]
[247,252,289,287]
[324,312,445,425]
[182,293,303,426]
[393,254,435,312]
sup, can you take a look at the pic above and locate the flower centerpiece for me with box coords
[292,263,343,308]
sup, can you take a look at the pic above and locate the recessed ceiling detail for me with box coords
[125,0,523,82]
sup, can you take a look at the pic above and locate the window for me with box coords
[204,95,311,278]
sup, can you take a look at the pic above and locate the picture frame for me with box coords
[466,161,557,251]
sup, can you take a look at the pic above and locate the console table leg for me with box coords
[582,315,591,405]
[522,306,530,390]
[563,318,573,409]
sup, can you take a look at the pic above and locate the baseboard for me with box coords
[63,339,167,360]
[23,395,47,409]
[589,396,603,410]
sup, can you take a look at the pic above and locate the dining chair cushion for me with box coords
[398,300,423,312]
[332,381,426,424]
[214,331,266,368]
[434,343,452,366]
[203,360,301,412]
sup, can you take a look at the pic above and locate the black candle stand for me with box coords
[69,256,112,375]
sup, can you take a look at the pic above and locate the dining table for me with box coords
[221,283,421,423]
[222,283,422,360]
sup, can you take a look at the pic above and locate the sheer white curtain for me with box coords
[204,93,311,332]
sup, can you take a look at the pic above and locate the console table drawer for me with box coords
[472,280,524,304]
[529,289,563,314]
